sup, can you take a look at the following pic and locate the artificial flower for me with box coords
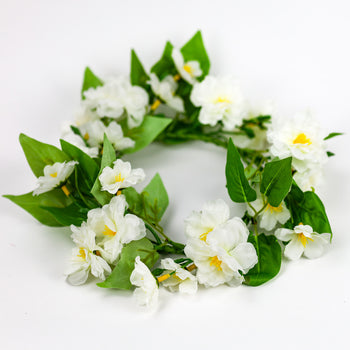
[148,73,184,112]
[87,195,146,264]
[267,111,328,173]
[62,131,99,158]
[99,159,145,194]
[275,224,331,260]
[74,105,99,126]
[130,256,159,309]
[247,197,290,231]
[158,258,197,294]
[65,222,111,285]
[293,166,324,192]
[171,48,202,85]
[33,160,78,195]
[83,77,148,128]
[79,120,135,150]
[184,199,258,287]
[190,76,248,130]
[185,198,230,241]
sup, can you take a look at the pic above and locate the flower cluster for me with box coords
[5,31,339,311]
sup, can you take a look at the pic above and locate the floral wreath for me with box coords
[4,31,341,310]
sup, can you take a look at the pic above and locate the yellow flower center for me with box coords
[215,97,231,104]
[199,228,213,242]
[77,248,86,260]
[83,133,90,141]
[210,256,223,271]
[150,99,161,111]
[173,74,181,81]
[183,64,193,76]
[103,225,117,237]
[50,172,58,178]
[297,233,314,247]
[265,203,283,213]
[293,133,311,145]
[115,173,125,183]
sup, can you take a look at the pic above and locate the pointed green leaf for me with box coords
[90,134,116,205]
[324,132,343,141]
[244,233,282,286]
[130,49,150,89]
[123,116,172,154]
[181,30,210,79]
[151,41,177,79]
[260,157,292,207]
[42,203,88,226]
[3,189,71,227]
[19,133,69,177]
[97,238,159,290]
[225,138,256,203]
[81,67,103,99]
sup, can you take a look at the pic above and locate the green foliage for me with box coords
[244,234,282,286]
[285,186,332,237]
[60,139,99,193]
[123,173,169,224]
[90,134,116,206]
[19,134,69,177]
[123,116,172,154]
[130,49,149,89]
[3,189,71,227]
[97,238,159,290]
[181,30,210,79]
[324,132,343,140]
[42,203,88,226]
[151,41,177,79]
[225,138,256,203]
[81,67,103,99]
[260,157,292,207]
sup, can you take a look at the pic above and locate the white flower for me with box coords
[79,120,135,151]
[171,48,202,85]
[130,256,158,309]
[75,105,99,126]
[65,223,111,285]
[247,197,290,231]
[185,198,230,241]
[184,199,258,287]
[267,111,328,173]
[83,77,149,128]
[87,195,146,264]
[99,159,145,194]
[62,131,99,158]
[158,258,197,294]
[191,76,248,130]
[275,224,331,260]
[33,161,78,195]
[293,166,324,192]
[148,73,184,112]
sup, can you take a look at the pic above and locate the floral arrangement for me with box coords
[4,31,341,310]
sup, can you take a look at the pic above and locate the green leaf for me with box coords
[3,189,71,227]
[130,49,149,89]
[42,203,88,226]
[285,188,332,237]
[324,132,343,141]
[123,173,169,223]
[260,157,292,207]
[123,116,172,154]
[142,173,169,223]
[225,138,256,203]
[60,139,99,192]
[81,67,103,99]
[19,134,70,178]
[151,41,177,79]
[90,134,116,205]
[97,238,159,290]
[181,30,210,79]
[327,151,335,157]
[244,233,282,286]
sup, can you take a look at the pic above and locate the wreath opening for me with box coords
[4,31,341,310]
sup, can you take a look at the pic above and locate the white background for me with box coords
[1,0,350,349]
